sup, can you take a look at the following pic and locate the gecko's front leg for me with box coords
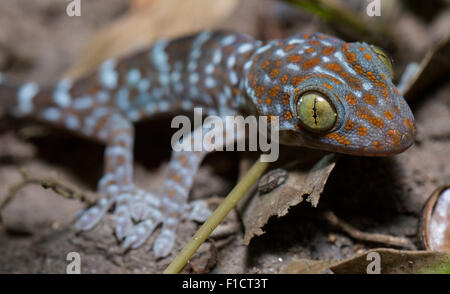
[153,118,246,257]
[76,114,243,257]
[75,113,162,248]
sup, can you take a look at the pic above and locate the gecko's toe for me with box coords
[114,204,133,240]
[130,198,149,221]
[121,218,159,249]
[153,227,176,258]
[74,198,112,231]
[187,200,212,222]
[129,190,160,221]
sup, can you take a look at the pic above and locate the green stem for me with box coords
[163,157,270,274]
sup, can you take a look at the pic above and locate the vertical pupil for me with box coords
[312,97,318,125]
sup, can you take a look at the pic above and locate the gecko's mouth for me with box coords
[327,129,415,157]
[280,125,416,157]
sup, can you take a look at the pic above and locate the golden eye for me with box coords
[296,92,337,132]
[370,45,394,78]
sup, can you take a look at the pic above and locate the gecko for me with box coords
[0,31,416,258]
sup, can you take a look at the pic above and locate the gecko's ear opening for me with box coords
[296,91,337,133]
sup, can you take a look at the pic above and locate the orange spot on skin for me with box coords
[328,77,342,85]
[404,118,415,131]
[306,47,315,53]
[261,60,270,69]
[265,98,272,105]
[358,126,367,136]
[364,93,377,105]
[322,46,335,56]
[359,47,365,51]
[292,76,306,86]
[384,110,394,120]
[303,33,312,39]
[318,35,326,39]
[326,63,341,71]
[288,55,302,63]
[364,53,372,60]
[345,93,357,105]
[284,44,296,52]
[372,140,384,150]
[323,83,333,90]
[387,129,401,146]
[327,133,338,139]
[282,93,290,104]
[358,107,384,128]
[269,86,280,97]
[345,120,355,130]
[281,74,289,84]
[270,68,279,79]
[340,71,362,90]
[274,60,282,67]
[327,133,350,145]
[302,57,320,70]
[310,39,320,46]
[342,44,356,63]
[179,154,188,166]
[256,85,265,96]
[171,174,183,183]
[168,189,176,198]
[283,111,293,120]
[116,155,126,165]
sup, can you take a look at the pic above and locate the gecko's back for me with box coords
[0,31,258,132]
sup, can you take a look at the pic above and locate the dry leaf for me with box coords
[240,153,337,245]
[281,248,450,274]
[279,258,339,274]
[331,248,450,274]
[65,0,238,78]
[419,186,450,252]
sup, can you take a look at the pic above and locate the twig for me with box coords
[164,156,270,274]
[321,209,416,250]
[0,167,96,223]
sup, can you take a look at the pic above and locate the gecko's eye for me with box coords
[296,91,337,133]
[370,45,394,78]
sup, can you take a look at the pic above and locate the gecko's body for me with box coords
[0,31,415,257]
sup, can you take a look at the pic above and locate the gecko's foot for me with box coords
[74,185,162,243]
[153,225,177,258]
[75,186,212,257]
[152,199,212,258]
[187,200,212,222]
[113,187,163,248]
[74,197,114,231]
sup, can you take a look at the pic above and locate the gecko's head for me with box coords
[245,33,415,156]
